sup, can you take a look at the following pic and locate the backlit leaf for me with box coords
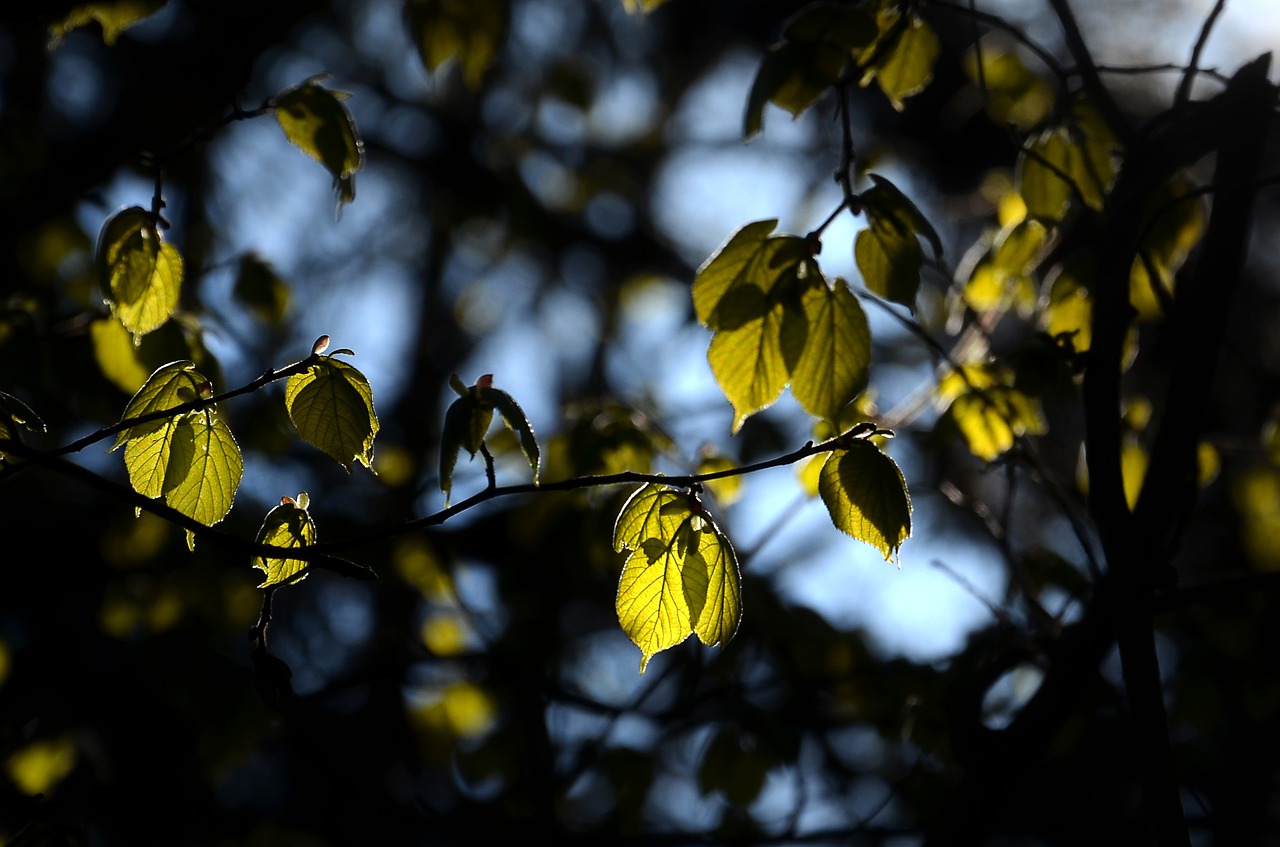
[613,485,741,671]
[856,216,921,307]
[819,440,911,563]
[96,207,183,341]
[253,494,318,588]
[855,3,940,110]
[479,384,540,483]
[1129,178,1207,321]
[962,42,1055,131]
[1017,99,1118,222]
[939,365,1047,461]
[49,0,167,48]
[407,0,507,90]
[275,79,365,207]
[90,316,151,394]
[790,278,871,422]
[694,220,815,432]
[113,361,242,534]
[285,355,379,471]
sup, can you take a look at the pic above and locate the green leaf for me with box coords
[0,392,46,460]
[233,254,290,324]
[96,207,183,341]
[865,174,944,260]
[694,220,816,431]
[613,485,741,671]
[819,440,911,563]
[285,355,379,472]
[275,78,365,208]
[113,361,242,533]
[855,216,922,308]
[407,0,508,90]
[790,278,871,423]
[855,4,940,110]
[1017,99,1118,222]
[938,365,1048,461]
[743,3,876,139]
[253,494,318,588]
[438,375,538,504]
[962,219,1046,313]
[48,0,167,48]
[962,42,1055,131]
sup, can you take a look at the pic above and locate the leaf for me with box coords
[438,375,538,503]
[621,0,672,12]
[963,219,1046,313]
[478,383,540,483]
[962,42,1055,131]
[233,254,291,323]
[406,0,508,90]
[938,365,1048,461]
[275,78,365,207]
[613,485,741,671]
[819,440,911,563]
[743,3,876,139]
[1017,99,1118,222]
[48,0,167,48]
[96,207,183,341]
[855,217,922,308]
[790,278,871,423]
[694,220,816,431]
[1129,178,1207,321]
[0,392,46,460]
[285,355,379,472]
[113,361,242,533]
[253,494,318,588]
[855,4,940,110]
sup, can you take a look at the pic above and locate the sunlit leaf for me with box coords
[1042,256,1094,354]
[790,278,871,422]
[963,219,1045,313]
[112,360,204,450]
[855,3,939,110]
[696,448,742,506]
[285,355,379,472]
[855,216,921,307]
[96,207,183,341]
[90,316,152,394]
[613,484,741,671]
[275,78,365,207]
[1121,437,1147,511]
[962,42,1055,131]
[1017,99,1118,222]
[939,365,1047,461]
[694,220,815,432]
[5,736,76,797]
[162,414,242,528]
[48,0,167,48]
[253,494,317,588]
[407,0,508,90]
[479,383,540,483]
[818,440,911,563]
[1129,179,1207,321]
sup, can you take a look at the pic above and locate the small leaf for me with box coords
[480,384,540,482]
[856,4,940,110]
[439,394,484,505]
[275,78,365,207]
[48,0,167,48]
[253,494,318,588]
[285,355,379,471]
[96,207,183,341]
[939,365,1047,461]
[819,440,911,563]
[855,217,922,308]
[0,392,46,460]
[1017,99,1118,222]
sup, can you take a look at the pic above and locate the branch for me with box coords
[1175,0,1228,106]
[1045,0,1133,145]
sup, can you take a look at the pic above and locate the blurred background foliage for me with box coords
[2,0,1280,843]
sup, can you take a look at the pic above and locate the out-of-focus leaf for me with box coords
[696,448,742,506]
[818,440,911,563]
[1129,178,1207,321]
[855,174,942,310]
[90,317,152,394]
[621,0,672,13]
[543,401,673,479]
[285,354,379,472]
[613,484,741,672]
[0,391,46,461]
[233,254,291,324]
[48,0,167,48]
[406,0,507,90]
[253,493,317,588]
[963,219,1045,313]
[96,207,183,342]
[962,42,1055,131]
[854,1,940,110]
[1017,99,1118,222]
[275,78,365,207]
[938,364,1047,461]
[698,729,769,806]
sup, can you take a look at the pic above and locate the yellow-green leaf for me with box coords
[856,5,939,110]
[48,0,167,48]
[275,79,365,207]
[407,0,508,90]
[819,441,911,563]
[480,384,540,483]
[696,449,742,506]
[855,217,921,307]
[90,317,152,394]
[1129,179,1207,322]
[96,207,183,341]
[613,485,741,671]
[694,220,814,432]
[939,365,1048,461]
[621,0,671,12]
[962,42,1055,131]
[253,494,318,588]
[163,414,242,528]
[1017,100,1118,222]
[113,360,205,450]
[790,278,871,422]
[285,356,379,471]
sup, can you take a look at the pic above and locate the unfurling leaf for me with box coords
[613,484,742,672]
[254,493,318,587]
[439,375,539,505]
[113,361,242,536]
[275,78,365,207]
[96,207,183,341]
[819,440,911,563]
[285,354,379,471]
